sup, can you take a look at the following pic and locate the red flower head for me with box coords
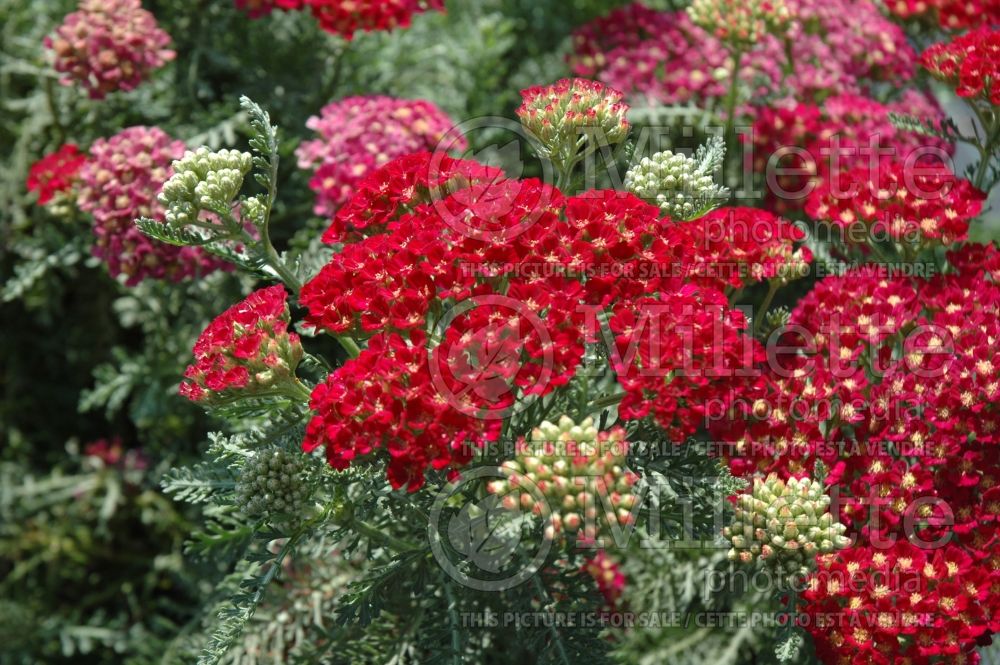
[180,285,305,405]
[582,552,627,607]
[922,27,1000,105]
[302,331,502,492]
[26,144,86,205]
[806,160,985,248]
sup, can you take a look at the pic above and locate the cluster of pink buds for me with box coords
[488,416,640,546]
[179,285,306,406]
[45,0,175,99]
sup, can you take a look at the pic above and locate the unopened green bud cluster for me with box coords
[235,448,315,521]
[724,474,850,583]
[159,147,253,225]
[488,415,640,545]
[624,137,729,221]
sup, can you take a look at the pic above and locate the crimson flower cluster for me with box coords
[665,207,812,292]
[180,285,304,405]
[45,0,174,99]
[750,92,951,213]
[26,144,86,206]
[805,161,985,247]
[716,244,1000,662]
[234,0,444,39]
[922,27,1000,105]
[582,552,627,608]
[886,0,1000,30]
[301,153,766,489]
[323,152,503,244]
[297,96,463,218]
[76,127,229,285]
[569,1,914,111]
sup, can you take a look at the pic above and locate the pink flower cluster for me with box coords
[296,96,464,218]
[569,1,914,111]
[180,285,304,404]
[76,127,228,286]
[45,0,174,99]
[234,0,444,39]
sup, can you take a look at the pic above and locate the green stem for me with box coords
[532,575,571,665]
[582,392,627,414]
[352,517,417,552]
[971,105,1000,191]
[723,49,745,157]
[754,280,780,337]
[43,78,65,144]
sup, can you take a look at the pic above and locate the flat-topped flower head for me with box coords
[45,0,174,99]
[687,0,792,49]
[921,27,1000,105]
[517,78,629,169]
[235,448,317,523]
[27,144,86,206]
[159,147,254,225]
[488,416,641,545]
[180,285,304,405]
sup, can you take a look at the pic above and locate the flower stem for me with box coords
[754,280,780,337]
[352,517,418,552]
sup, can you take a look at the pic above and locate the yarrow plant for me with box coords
[44,0,174,99]
[19,0,1000,658]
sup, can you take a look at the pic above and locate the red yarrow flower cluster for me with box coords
[26,144,86,205]
[582,552,627,608]
[922,27,1000,105]
[234,0,444,39]
[665,207,812,291]
[303,330,502,492]
[750,92,952,213]
[806,160,985,247]
[180,285,304,405]
[76,126,229,286]
[886,0,1000,30]
[297,96,463,218]
[323,152,503,244]
[44,0,174,99]
[301,155,761,488]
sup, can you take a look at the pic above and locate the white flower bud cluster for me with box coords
[235,449,315,521]
[624,137,729,221]
[159,147,253,225]
[488,415,640,545]
[724,474,850,583]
